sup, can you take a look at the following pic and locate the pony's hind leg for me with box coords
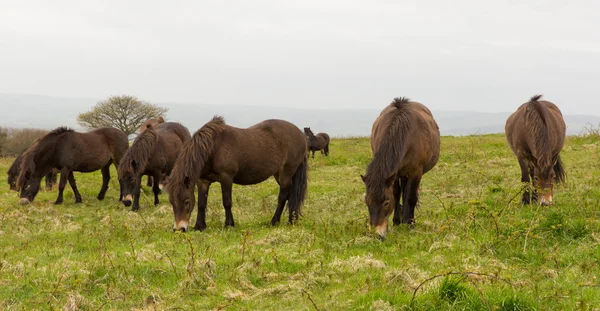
[97,163,111,200]
[54,168,70,204]
[67,172,83,203]
[44,171,54,191]
[220,177,235,227]
[152,172,162,206]
[194,180,211,231]
[271,185,289,226]
[146,175,153,187]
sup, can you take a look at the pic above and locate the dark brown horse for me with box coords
[361,97,440,239]
[139,116,166,187]
[167,116,308,232]
[304,127,330,158]
[8,149,59,191]
[17,127,129,204]
[118,122,191,211]
[505,95,566,206]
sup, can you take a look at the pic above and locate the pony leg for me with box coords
[402,175,422,225]
[146,175,153,187]
[518,158,533,205]
[221,178,235,227]
[311,150,315,159]
[97,163,111,201]
[271,185,289,226]
[44,171,53,191]
[392,177,404,225]
[131,176,142,211]
[54,169,70,204]
[194,180,211,231]
[67,172,83,203]
[152,173,161,206]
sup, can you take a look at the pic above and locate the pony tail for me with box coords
[289,156,308,219]
[554,154,567,184]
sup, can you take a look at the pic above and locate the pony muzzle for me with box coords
[173,220,189,232]
[19,198,31,205]
[540,195,553,206]
[122,194,133,206]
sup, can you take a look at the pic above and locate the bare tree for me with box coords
[77,95,168,136]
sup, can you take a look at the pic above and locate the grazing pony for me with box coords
[304,127,330,158]
[139,116,166,187]
[361,97,440,239]
[505,95,566,205]
[118,122,191,211]
[17,127,129,204]
[8,149,59,191]
[168,116,308,232]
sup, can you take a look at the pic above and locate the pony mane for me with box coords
[391,97,411,108]
[304,127,316,138]
[16,127,70,189]
[48,126,74,136]
[167,116,226,193]
[525,94,552,168]
[364,98,413,199]
[118,128,158,176]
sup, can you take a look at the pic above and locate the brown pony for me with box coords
[505,95,566,206]
[8,149,59,191]
[139,116,166,187]
[361,97,440,239]
[303,127,330,158]
[17,127,129,204]
[118,122,191,211]
[167,116,308,232]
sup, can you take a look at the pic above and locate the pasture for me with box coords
[1,133,600,310]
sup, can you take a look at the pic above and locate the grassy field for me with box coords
[1,133,600,310]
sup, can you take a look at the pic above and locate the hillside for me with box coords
[1,94,599,136]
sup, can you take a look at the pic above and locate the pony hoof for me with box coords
[193,224,207,232]
[54,200,63,205]
[75,200,82,204]
[131,206,140,212]
[408,223,415,230]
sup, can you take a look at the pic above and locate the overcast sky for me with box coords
[1,0,599,114]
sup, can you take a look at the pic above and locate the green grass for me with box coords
[1,134,600,310]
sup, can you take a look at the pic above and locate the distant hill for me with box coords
[1,94,598,137]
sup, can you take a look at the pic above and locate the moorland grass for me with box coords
[0,134,599,310]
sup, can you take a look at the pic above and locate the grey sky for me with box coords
[1,0,599,114]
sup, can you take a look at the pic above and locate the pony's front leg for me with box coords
[392,177,403,225]
[221,178,235,227]
[402,175,422,226]
[54,169,70,204]
[97,163,111,200]
[131,176,142,211]
[67,172,83,203]
[194,180,211,231]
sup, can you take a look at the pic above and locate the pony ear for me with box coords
[183,176,191,188]
[360,174,367,183]
[158,116,165,123]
